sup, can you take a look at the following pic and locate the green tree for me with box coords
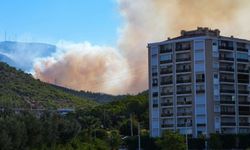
[156,131,186,150]
[208,134,222,149]
[108,130,121,150]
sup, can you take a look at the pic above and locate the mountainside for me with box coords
[0,62,96,109]
[0,41,56,71]
[52,84,125,103]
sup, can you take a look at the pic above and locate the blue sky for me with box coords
[0,0,121,45]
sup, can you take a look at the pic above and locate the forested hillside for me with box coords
[0,62,96,109]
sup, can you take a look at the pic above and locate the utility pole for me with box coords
[138,122,141,150]
[130,114,133,136]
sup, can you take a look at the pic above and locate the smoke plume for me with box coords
[34,0,250,94]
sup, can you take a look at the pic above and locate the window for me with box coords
[196,73,205,82]
[152,79,158,86]
[160,54,172,64]
[237,52,248,61]
[214,73,218,79]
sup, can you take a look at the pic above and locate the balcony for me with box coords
[161,113,173,117]
[221,122,236,126]
[238,68,249,73]
[176,42,191,51]
[219,56,234,61]
[238,79,249,84]
[219,40,234,50]
[220,66,234,72]
[162,124,174,128]
[177,112,192,116]
[237,58,249,62]
[161,102,173,107]
[220,101,235,104]
[160,59,172,64]
[160,68,172,74]
[239,111,250,115]
[196,88,205,93]
[160,80,172,85]
[239,122,250,126]
[176,57,191,62]
[177,101,192,105]
[237,42,248,52]
[220,78,234,83]
[196,78,205,83]
[177,123,192,127]
[220,89,235,93]
[176,68,191,73]
[237,47,248,52]
[238,90,249,94]
[239,101,250,105]
[161,92,173,96]
[177,78,191,84]
[177,90,192,94]
[221,111,235,115]
[160,45,172,53]
[219,45,234,50]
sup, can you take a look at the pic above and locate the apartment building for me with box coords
[148,27,250,137]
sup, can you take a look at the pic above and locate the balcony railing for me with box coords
[160,60,172,64]
[177,101,192,105]
[219,45,234,50]
[238,79,249,83]
[239,101,250,105]
[160,81,173,85]
[221,111,235,115]
[176,57,191,62]
[196,78,205,83]
[238,69,249,73]
[160,48,172,54]
[220,101,235,104]
[220,89,235,93]
[161,102,173,106]
[177,79,191,84]
[237,58,249,62]
[221,122,236,126]
[176,68,191,73]
[161,92,173,96]
[220,67,234,72]
[196,89,205,93]
[161,113,173,117]
[177,90,192,94]
[160,69,172,74]
[237,47,248,52]
[176,46,191,51]
[177,123,192,127]
[239,122,250,126]
[177,112,192,116]
[161,124,174,128]
[220,78,234,82]
[239,111,250,115]
[219,57,234,61]
[238,90,249,94]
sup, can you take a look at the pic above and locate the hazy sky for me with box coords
[0,0,120,45]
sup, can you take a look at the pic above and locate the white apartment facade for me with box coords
[148,27,250,137]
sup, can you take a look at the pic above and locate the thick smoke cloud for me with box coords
[35,42,131,94]
[34,0,250,94]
